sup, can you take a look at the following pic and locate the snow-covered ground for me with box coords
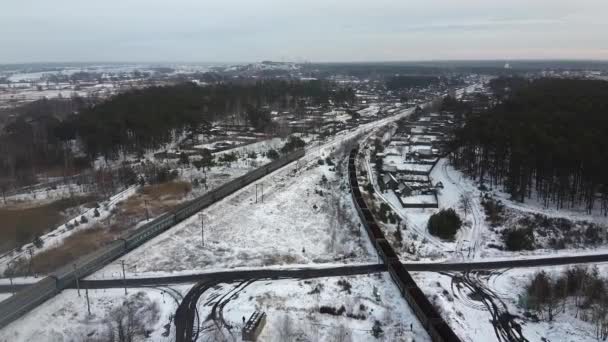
[210,137,285,157]
[89,103,419,278]
[0,186,138,275]
[413,263,608,342]
[93,156,376,277]
[382,156,434,173]
[0,286,180,342]
[1,87,508,341]
[0,273,430,342]
[2,183,90,204]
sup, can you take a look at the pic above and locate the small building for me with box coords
[397,182,414,197]
[382,173,399,190]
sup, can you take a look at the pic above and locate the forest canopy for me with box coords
[451,78,608,213]
[0,80,354,184]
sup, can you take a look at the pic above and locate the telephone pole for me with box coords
[73,263,80,297]
[85,287,91,316]
[144,200,150,221]
[121,260,127,295]
[198,213,205,247]
[27,248,34,277]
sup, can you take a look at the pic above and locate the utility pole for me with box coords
[85,287,91,316]
[9,273,13,295]
[144,200,150,221]
[74,263,80,297]
[121,260,127,295]
[261,183,264,203]
[198,213,204,247]
[255,184,258,203]
[27,248,34,277]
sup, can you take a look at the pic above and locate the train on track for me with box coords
[0,149,305,329]
[348,148,461,342]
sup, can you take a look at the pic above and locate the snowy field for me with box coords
[90,104,418,278]
[0,186,138,275]
[413,263,608,342]
[0,286,181,342]
[0,273,429,342]
[93,157,376,277]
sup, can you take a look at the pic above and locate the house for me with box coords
[397,182,414,197]
[381,173,399,190]
[416,148,434,158]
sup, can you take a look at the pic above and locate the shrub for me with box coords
[80,215,88,224]
[219,152,238,164]
[337,279,352,294]
[394,227,403,247]
[319,305,346,316]
[33,236,44,248]
[371,320,384,338]
[320,175,328,185]
[93,208,100,217]
[378,203,391,223]
[280,136,306,153]
[427,209,462,240]
[504,227,535,251]
[267,149,280,160]
[318,159,325,165]
[178,152,190,165]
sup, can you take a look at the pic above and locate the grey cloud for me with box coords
[0,0,607,63]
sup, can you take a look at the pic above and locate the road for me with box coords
[74,263,386,289]
[3,251,608,294]
[401,252,608,272]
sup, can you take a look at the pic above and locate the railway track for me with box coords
[0,150,306,329]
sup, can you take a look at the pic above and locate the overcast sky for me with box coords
[2,0,607,63]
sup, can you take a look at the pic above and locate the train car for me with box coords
[347,147,461,342]
[125,213,176,250]
[388,261,415,294]
[430,320,462,342]
[52,239,126,289]
[376,239,398,263]
[0,149,307,331]
[0,277,58,329]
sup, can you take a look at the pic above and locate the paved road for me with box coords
[2,252,608,293]
[74,264,387,289]
[402,253,608,272]
[0,284,30,293]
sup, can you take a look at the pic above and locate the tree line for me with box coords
[450,78,608,214]
[524,266,608,340]
[0,80,354,186]
[386,75,444,91]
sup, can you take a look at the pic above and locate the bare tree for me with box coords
[459,194,471,218]
[104,292,160,342]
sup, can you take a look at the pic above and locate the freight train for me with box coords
[348,148,461,342]
[0,149,305,329]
